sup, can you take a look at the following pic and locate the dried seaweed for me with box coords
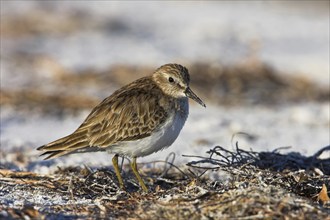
[1,145,329,219]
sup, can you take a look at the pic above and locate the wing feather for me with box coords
[37,77,169,158]
[76,77,168,149]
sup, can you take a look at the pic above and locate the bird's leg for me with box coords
[130,157,148,192]
[112,154,125,190]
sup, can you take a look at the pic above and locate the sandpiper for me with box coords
[37,63,206,192]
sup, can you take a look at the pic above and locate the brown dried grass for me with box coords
[1,145,329,219]
[1,61,329,116]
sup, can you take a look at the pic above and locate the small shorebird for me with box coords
[37,63,206,192]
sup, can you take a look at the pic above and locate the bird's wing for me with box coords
[37,77,169,158]
[77,85,168,149]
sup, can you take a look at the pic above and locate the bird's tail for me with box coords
[37,130,89,160]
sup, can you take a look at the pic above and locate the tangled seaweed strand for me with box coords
[185,144,330,175]
[184,144,330,203]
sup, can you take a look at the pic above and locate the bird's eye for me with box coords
[168,77,174,83]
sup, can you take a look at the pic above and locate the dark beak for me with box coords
[185,87,206,108]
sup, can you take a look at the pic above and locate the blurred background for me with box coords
[1,1,329,171]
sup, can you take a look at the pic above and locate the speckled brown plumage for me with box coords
[38,77,171,157]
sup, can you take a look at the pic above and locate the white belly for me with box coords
[108,100,188,157]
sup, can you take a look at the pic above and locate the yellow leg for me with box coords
[112,154,125,190]
[130,157,148,192]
